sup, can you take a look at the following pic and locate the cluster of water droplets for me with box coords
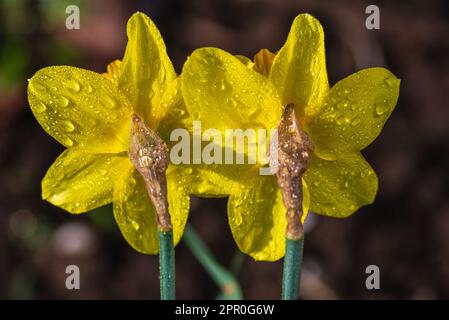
[29,69,132,150]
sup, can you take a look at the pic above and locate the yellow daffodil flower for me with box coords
[27,12,194,254]
[182,14,400,261]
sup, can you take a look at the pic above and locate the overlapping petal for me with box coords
[42,148,129,213]
[304,68,400,160]
[117,12,177,125]
[303,153,378,218]
[28,66,132,153]
[270,14,329,119]
[182,47,283,132]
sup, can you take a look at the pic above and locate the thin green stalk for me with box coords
[159,230,175,300]
[229,250,245,276]
[281,237,304,300]
[183,224,242,299]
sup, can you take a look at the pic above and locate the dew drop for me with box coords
[335,115,348,125]
[34,101,47,113]
[85,84,93,93]
[233,213,243,227]
[63,136,74,147]
[61,120,75,132]
[131,220,140,231]
[336,102,348,110]
[384,77,396,88]
[219,80,227,91]
[375,98,389,116]
[350,116,361,126]
[104,97,117,109]
[66,79,81,93]
[229,97,238,108]
[30,81,47,92]
[58,95,70,107]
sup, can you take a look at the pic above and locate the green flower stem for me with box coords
[281,237,304,300]
[159,230,175,300]
[229,250,245,276]
[183,224,242,299]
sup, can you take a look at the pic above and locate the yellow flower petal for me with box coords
[189,164,253,197]
[28,66,132,153]
[269,14,329,119]
[305,68,400,159]
[117,12,176,124]
[227,174,310,261]
[42,148,129,213]
[228,175,285,261]
[235,55,254,68]
[154,77,192,141]
[113,162,159,254]
[182,47,283,131]
[303,153,378,218]
[113,162,190,254]
[166,164,192,243]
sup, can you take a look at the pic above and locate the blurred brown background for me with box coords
[1,0,448,299]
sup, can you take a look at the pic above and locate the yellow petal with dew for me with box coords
[227,173,310,261]
[42,147,129,213]
[182,47,283,132]
[305,68,400,159]
[235,55,254,68]
[303,152,378,218]
[113,162,190,254]
[117,12,176,125]
[269,14,329,119]
[28,66,132,153]
[154,76,192,141]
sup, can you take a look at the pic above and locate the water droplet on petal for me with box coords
[104,96,117,109]
[61,120,75,132]
[66,79,81,93]
[58,95,70,107]
[375,98,389,116]
[219,80,227,91]
[233,213,242,227]
[34,101,47,113]
[384,77,396,88]
[131,220,140,231]
[30,81,47,92]
[85,84,93,93]
[350,116,361,126]
[63,136,74,147]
